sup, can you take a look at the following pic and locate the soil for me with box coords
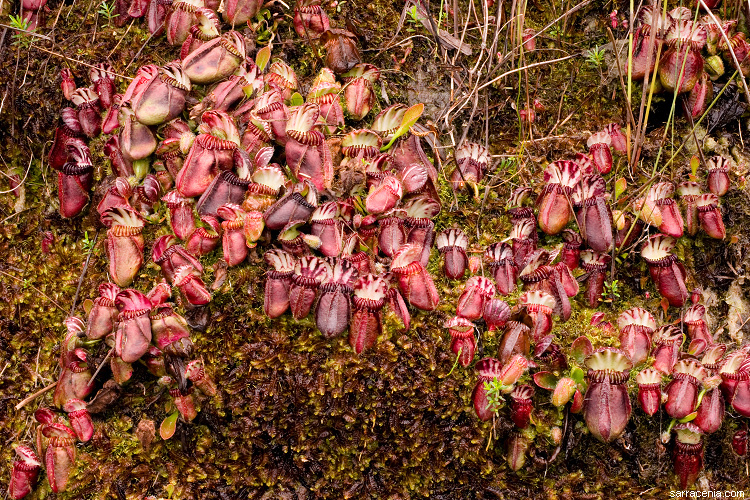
[2,0,750,498]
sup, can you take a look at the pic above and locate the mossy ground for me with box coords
[2,0,750,498]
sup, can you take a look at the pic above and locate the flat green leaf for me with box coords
[159,411,179,440]
[399,103,424,131]
[695,387,709,409]
[570,366,585,386]
[380,103,424,151]
[533,371,559,390]
[256,45,272,72]
[614,177,627,201]
[690,156,700,178]
[678,411,698,423]
[289,92,304,107]
[82,298,94,316]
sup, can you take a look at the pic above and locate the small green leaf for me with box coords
[678,411,698,423]
[690,156,700,178]
[380,103,424,151]
[446,347,462,376]
[665,418,677,434]
[570,366,585,386]
[160,411,179,440]
[482,378,507,414]
[258,7,271,20]
[533,371,559,390]
[614,177,627,201]
[351,195,367,215]
[82,298,94,316]
[400,102,424,129]
[693,388,708,410]
[289,92,304,107]
[256,45,272,72]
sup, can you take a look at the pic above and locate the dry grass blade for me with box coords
[0,24,52,40]
[700,0,750,105]
[478,53,579,92]
[108,18,136,61]
[0,154,32,195]
[605,27,637,132]
[15,383,56,411]
[31,45,133,79]
[87,347,115,388]
[0,269,66,313]
[70,231,99,315]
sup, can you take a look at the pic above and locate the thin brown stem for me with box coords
[87,347,115,387]
[605,27,637,132]
[70,231,99,316]
[0,269,66,313]
[700,0,750,105]
[15,382,56,411]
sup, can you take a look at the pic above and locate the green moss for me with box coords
[4,0,750,497]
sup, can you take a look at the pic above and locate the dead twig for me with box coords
[32,46,133,79]
[0,154,33,195]
[700,0,750,105]
[109,21,138,71]
[0,24,53,40]
[680,96,707,169]
[15,382,56,411]
[87,347,115,388]
[507,0,593,63]
[70,231,99,316]
[605,27,637,132]
[0,269,67,313]
[477,53,579,93]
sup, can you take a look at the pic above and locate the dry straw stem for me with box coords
[700,0,750,104]
[613,75,739,253]
[630,0,663,170]
[485,0,591,85]
[125,29,157,70]
[14,382,56,411]
[32,45,133,79]
[444,0,502,144]
[650,5,702,178]
[0,154,32,195]
[512,0,593,57]
[87,347,115,388]
[605,27,637,133]
[477,53,579,93]
[70,231,99,316]
[0,24,52,40]
[0,269,66,313]
[107,18,137,60]
[439,0,588,149]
